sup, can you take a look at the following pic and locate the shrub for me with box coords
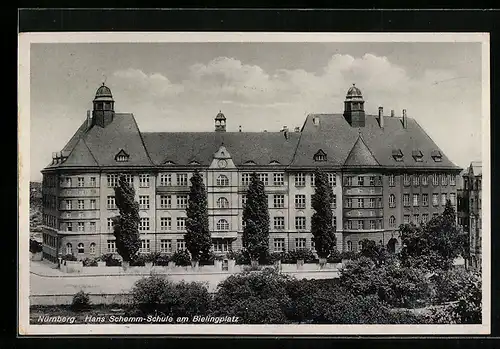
[171,250,191,266]
[219,296,289,324]
[430,268,472,304]
[61,254,77,262]
[340,251,359,261]
[269,252,286,263]
[144,252,160,264]
[228,249,250,265]
[154,254,170,266]
[82,258,98,267]
[100,253,122,266]
[30,239,43,253]
[169,281,211,318]
[199,251,216,265]
[284,249,316,263]
[130,254,145,266]
[71,291,91,312]
[327,249,342,263]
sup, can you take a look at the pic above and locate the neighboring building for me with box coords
[40,83,461,262]
[460,161,482,270]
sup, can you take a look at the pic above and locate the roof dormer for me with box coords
[412,150,423,162]
[431,150,442,162]
[115,149,129,162]
[313,149,327,162]
[392,149,404,162]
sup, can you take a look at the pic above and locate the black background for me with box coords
[12,7,500,349]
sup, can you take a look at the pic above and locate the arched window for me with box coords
[66,243,73,255]
[389,215,396,228]
[216,219,229,231]
[89,242,96,255]
[389,194,396,208]
[387,238,398,254]
[217,197,229,209]
[347,241,352,251]
[358,241,363,251]
[77,243,84,254]
[217,175,229,186]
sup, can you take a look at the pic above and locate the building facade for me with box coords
[41,83,461,262]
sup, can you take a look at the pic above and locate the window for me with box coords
[273,195,285,208]
[389,174,395,187]
[78,177,85,187]
[160,217,171,231]
[369,220,376,230]
[176,217,186,231]
[347,241,353,251]
[274,217,285,230]
[295,173,306,187]
[431,150,443,162]
[311,239,316,251]
[139,174,150,188]
[107,174,118,188]
[89,242,96,254]
[139,218,150,232]
[78,222,84,232]
[177,195,188,209]
[358,241,363,252]
[295,195,306,209]
[90,199,96,210]
[412,150,423,162]
[241,194,247,207]
[345,198,353,208]
[422,175,428,186]
[241,173,251,186]
[176,239,186,251]
[217,175,229,186]
[413,214,419,224]
[345,176,353,186]
[273,238,285,252]
[90,177,96,187]
[403,194,410,207]
[441,193,447,206]
[432,194,439,206]
[413,175,420,186]
[78,200,84,210]
[258,173,269,185]
[116,154,128,162]
[450,175,456,186]
[160,173,172,186]
[369,198,375,208]
[333,216,337,229]
[65,177,73,187]
[156,239,172,253]
[422,194,429,206]
[107,240,116,253]
[122,174,133,187]
[216,219,230,231]
[357,176,364,186]
[413,194,419,206]
[422,214,429,224]
[139,195,150,210]
[295,238,306,249]
[389,194,396,208]
[314,150,327,161]
[346,221,353,230]
[66,243,73,255]
[295,217,306,230]
[107,218,114,231]
[77,243,84,254]
[107,196,116,209]
[441,174,448,186]
[432,174,439,186]
[213,239,230,253]
[392,149,404,162]
[140,239,151,253]
[89,222,96,231]
[389,216,396,228]
[273,173,284,186]
[332,194,337,208]
[328,173,336,187]
[369,176,375,186]
[403,174,410,186]
[404,215,410,224]
[357,220,364,230]
[450,193,456,205]
[358,198,364,208]
[212,197,228,209]
[310,173,315,187]
[160,195,172,209]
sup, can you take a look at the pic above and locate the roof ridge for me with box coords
[130,113,155,165]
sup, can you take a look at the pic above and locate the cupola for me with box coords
[343,83,366,127]
[92,82,115,128]
[215,110,226,132]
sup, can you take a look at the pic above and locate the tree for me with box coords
[360,239,389,267]
[311,168,336,259]
[113,174,141,262]
[242,173,270,262]
[185,170,212,263]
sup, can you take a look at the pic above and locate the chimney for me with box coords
[52,152,57,164]
[294,126,300,132]
[87,110,92,129]
[390,109,395,117]
[239,125,242,132]
[313,116,320,126]
[378,106,384,128]
[402,109,408,128]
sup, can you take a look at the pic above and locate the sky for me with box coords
[29,41,483,181]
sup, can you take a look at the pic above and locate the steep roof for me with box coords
[291,113,459,169]
[470,161,482,176]
[344,134,380,167]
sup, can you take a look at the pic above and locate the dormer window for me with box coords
[412,150,423,162]
[189,160,200,165]
[431,150,442,162]
[164,160,176,165]
[244,160,257,165]
[269,160,281,165]
[115,149,129,162]
[392,149,404,162]
[314,149,327,162]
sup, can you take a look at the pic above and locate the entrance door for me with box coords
[222,259,229,271]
